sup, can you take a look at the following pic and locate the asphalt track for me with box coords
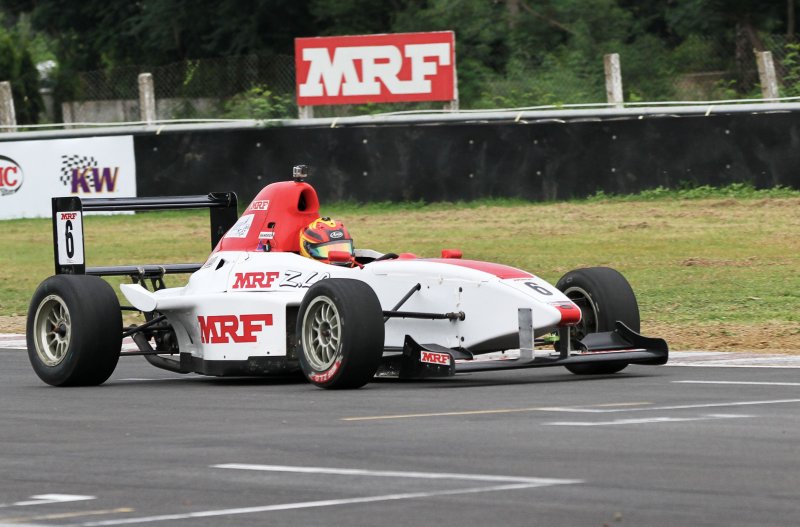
[2,346,799,527]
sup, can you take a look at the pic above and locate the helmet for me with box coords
[299,217,354,264]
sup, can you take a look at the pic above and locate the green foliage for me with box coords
[221,85,294,120]
[390,0,508,106]
[0,18,44,124]
[309,0,394,36]
[1,0,798,113]
[672,34,726,72]
[585,182,800,202]
[782,42,800,97]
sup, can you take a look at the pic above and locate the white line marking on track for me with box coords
[78,483,578,526]
[117,378,180,382]
[545,413,750,426]
[72,465,581,525]
[673,380,800,387]
[0,494,95,508]
[341,402,650,421]
[539,398,800,413]
[669,364,800,369]
[213,463,573,485]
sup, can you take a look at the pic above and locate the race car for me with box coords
[26,166,668,389]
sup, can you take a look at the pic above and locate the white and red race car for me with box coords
[27,166,667,389]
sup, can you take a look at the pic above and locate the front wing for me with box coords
[385,321,668,379]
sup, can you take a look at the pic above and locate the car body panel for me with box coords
[121,251,575,363]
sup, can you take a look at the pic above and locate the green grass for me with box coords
[2,184,799,350]
[585,183,800,202]
[328,183,800,214]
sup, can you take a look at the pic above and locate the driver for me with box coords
[299,217,355,265]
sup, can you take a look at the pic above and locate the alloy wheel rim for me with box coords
[33,295,71,367]
[302,296,341,370]
[563,286,599,341]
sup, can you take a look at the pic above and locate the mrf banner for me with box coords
[295,31,456,106]
[0,135,136,219]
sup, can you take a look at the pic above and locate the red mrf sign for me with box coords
[295,31,456,106]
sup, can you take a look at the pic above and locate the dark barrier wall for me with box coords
[133,108,800,204]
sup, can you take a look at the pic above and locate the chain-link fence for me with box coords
[478,35,796,106]
[57,34,800,124]
[62,54,297,123]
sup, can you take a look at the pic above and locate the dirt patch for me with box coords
[618,221,650,230]
[0,316,25,333]
[710,198,739,208]
[646,321,800,353]
[681,257,757,267]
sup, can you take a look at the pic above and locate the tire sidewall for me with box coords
[296,279,384,389]
[555,267,639,375]
[556,267,640,333]
[26,275,121,386]
[298,292,346,387]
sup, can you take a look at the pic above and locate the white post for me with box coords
[298,105,314,119]
[138,73,157,124]
[604,53,624,108]
[0,81,17,132]
[445,53,460,111]
[755,51,779,100]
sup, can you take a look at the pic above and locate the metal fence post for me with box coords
[444,58,460,111]
[604,53,624,108]
[298,105,314,119]
[138,73,157,124]
[755,51,780,100]
[0,81,17,132]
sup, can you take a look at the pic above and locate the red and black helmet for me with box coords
[299,217,354,264]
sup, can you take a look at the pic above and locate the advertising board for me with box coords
[0,135,137,219]
[295,31,456,106]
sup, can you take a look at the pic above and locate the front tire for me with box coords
[556,267,639,375]
[26,275,122,386]
[296,279,384,389]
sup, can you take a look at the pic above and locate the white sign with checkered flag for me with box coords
[0,135,136,219]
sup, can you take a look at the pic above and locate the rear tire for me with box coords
[556,267,639,375]
[297,279,384,389]
[26,275,122,386]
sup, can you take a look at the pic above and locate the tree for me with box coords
[2,0,799,113]
[0,12,44,123]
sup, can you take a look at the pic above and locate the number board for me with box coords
[55,210,85,266]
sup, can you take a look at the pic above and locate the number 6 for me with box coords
[65,220,74,258]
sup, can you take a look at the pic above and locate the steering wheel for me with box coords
[373,252,399,262]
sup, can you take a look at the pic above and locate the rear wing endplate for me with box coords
[52,193,238,276]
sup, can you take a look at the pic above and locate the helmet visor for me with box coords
[305,240,354,260]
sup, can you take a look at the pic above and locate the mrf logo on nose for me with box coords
[295,31,456,106]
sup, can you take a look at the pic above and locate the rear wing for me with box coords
[51,193,238,277]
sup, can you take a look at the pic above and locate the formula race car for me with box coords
[27,166,668,389]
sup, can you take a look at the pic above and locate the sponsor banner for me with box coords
[197,314,274,344]
[0,135,137,219]
[295,31,455,106]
